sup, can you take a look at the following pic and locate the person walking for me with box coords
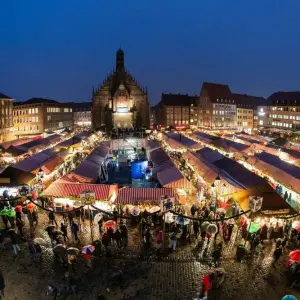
[169,231,177,251]
[9,230,21,255]
[67,211,74,227]
[120,223,128,247]
[47,285,58,300]
[60,223,69,242]
[98,218,103,236]
[71,221,80,242]
[16,217,24,238]
[49,210,58,226]
[193,221,200,239]
[102,232,110,255]
[155,229,163,250]
[273,246,283,266]
[114,228,122,248]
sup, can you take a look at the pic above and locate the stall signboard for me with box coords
[80,191,96,205]
[249,196,263,212]
[160,195,175,212]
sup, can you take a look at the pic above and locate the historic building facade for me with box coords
[92,49,150,131]
[0,93,14,143]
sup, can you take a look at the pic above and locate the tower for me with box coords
[116,49,124,72]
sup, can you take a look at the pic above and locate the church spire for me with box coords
[116,49,124,72]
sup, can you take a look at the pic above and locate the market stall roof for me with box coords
[4,145,28,156]
[20,139,47,150]
[42,182,115,200]
[151,160,175,175]
[149,148,170,166]
[235,135,263,145]
[43,134,62,144]
[255,152,300,179]
[115,187,177,204]
[13,149,56,173]
[211,138,249,152]
[157,166,192,189]
[41,155,64,174]
[165,132,197,147]
[147,140,161,152]
[193,131,219,141]
[0,137,35,150]
[195,147,224,163]
[0,166,35,185]
[72,160,100,183]
[213,157,270,189]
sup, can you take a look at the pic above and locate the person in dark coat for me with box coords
[273,246,283,265]
[68,211,74,227]
[16,217,24,237]
[193,221,200,239]
[71,221,79,242]
[48,211,57,226]
[259,224,268,243]
[120,223,128,247]
[0,270,5,297]
[9,230,21,255]
[114,228,122,248]
[60,223,68,242]
[102,232,110,254]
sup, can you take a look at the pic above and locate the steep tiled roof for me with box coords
[16,98,59,105]
[231,93,266,109]
[201,82,232,102]
[268,92,300,106]
[0,93,12,99]
[161,93,198,106]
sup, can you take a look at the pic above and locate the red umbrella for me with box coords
[104,220,116,228]
[289,250,300,262]
[15,205,23,212]
[295,227,300,232]
[26,203,35,210]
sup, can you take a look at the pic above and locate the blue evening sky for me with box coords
[0,0,299,105]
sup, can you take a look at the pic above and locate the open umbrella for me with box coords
[67,247,80,256]
[15,205,23,213]
[289,250,300,262]
[175,216,190,226]
[82,245,95,254]
[292,221,300,229]
[6,209,16,218]
[148,206,161,214]
[26,203,35,210]
[0,209,9,216]
[53,244,67,253]
[201,221,210,232]
[247,222,261,234]
[207,224,218,234]
[104,220,116,229]
[34,238,48,246]
[282,296,297,300]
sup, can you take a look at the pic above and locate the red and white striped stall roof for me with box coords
[116,188,177,205]
[42,182,115,200]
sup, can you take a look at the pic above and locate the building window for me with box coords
[259,120,263,125]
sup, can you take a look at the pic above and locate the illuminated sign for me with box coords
[117,107,128,113]
[258,108,265,116]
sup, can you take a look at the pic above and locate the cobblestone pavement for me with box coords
[0,212,299,300]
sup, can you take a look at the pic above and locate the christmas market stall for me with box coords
[115,187,178,216]
[41,180,118,214]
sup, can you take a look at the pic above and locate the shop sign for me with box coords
[249,196,263,212]
[80,191,96,205]
[160,195,175,212]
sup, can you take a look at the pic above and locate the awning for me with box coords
[41,156,64,174]
[116,188,177,205]
[42,182,116,200]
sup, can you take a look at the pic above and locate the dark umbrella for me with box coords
[45,225,56,232]
[67,247,80,256]
[53,244,67,254]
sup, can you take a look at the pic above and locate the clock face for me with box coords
[119,84,125,90]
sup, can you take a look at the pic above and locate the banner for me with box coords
[248,196,263,212]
